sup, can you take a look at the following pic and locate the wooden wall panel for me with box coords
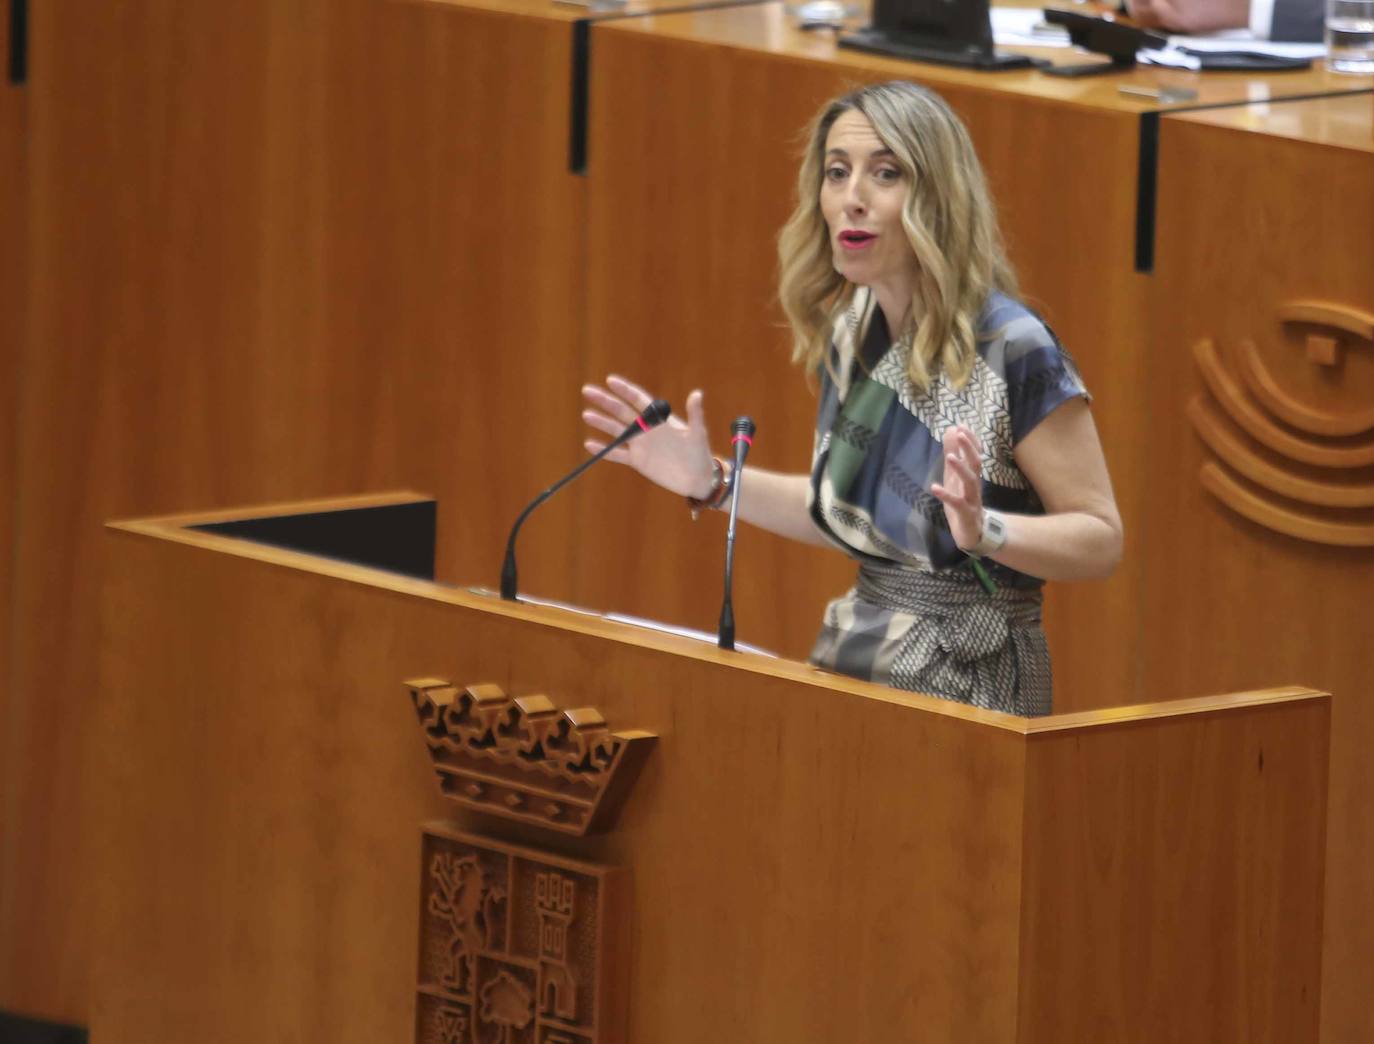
[1019,704,1329,1042]
[7,0,1364,1027]
[1150,101,1374,1044]
[0,9,27,1011]
[582,16,1147,709]
[2,0,586,1021]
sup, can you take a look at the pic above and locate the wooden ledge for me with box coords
[106,492,1330,736]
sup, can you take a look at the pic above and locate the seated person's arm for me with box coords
[1127,0,1323,40]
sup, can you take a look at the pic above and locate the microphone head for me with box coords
[641,399,672,428]
[731,416,756,439]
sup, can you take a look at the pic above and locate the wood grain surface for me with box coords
[89,502,1327,1043]
[95,516,1027,1043]
[405,0,772,19]
[1,0,586,1021]
[1018,704,1328,1042]
[0,9,27,1011]
[5,0,1367,1030]
[1171,89,1374,147]
[1152,97,1374,1044]
[599,2,1373,110]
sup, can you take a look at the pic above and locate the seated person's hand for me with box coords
[1126,0,1248,33]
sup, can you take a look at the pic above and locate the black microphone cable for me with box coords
[500,399,671,601]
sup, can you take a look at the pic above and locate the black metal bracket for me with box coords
[8,0,27,85]
[569,19,591,174]
[1135,111,1159,274]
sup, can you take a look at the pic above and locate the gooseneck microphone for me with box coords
[718,416,756,650]
[500,399,671,601]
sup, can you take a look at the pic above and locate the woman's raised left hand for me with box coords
[930,425,986,552]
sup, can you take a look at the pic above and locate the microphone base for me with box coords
[499,556,518,602]
[718,603,735,650]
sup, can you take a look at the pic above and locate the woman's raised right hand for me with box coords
[582,375,716,499]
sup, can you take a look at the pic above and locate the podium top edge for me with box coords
[104,493,1330,736]
[106,491,435,530]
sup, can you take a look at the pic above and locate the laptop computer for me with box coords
[839,0,1035,70]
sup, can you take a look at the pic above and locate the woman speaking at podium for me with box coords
[581,81,1122,717]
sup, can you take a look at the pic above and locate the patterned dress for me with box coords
[806,287,1090,717]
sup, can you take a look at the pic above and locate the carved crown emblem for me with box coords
[406,679,656,836]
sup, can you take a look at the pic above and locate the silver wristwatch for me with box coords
[965,509,1008,558]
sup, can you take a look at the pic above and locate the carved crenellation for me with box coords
[426,685,620,776]
[406,679,655,836]
[535,872,578,1022]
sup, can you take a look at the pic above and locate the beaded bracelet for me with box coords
[686,457,733,521]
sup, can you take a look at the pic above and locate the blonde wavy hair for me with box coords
[778,81,1017,393]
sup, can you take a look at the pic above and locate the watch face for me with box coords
[983,511,1007,551]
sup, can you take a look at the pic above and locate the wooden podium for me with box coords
[94,493,1328,1043]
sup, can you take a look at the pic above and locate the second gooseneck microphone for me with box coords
[500,399,671,601]
[718,416,756,650]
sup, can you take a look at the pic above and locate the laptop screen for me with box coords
[871,0,996,53]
